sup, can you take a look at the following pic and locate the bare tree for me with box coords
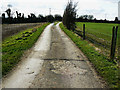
[5,8,11,18]
[5,4,16,18]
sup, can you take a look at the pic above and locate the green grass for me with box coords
[54,21,59,25]
[76,22,119,58]
[60,23,119,88]
[76,22,118,42]
[2,23,49,76]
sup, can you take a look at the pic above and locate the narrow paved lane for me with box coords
[2,23,104,88]
[30,23,104,88]
[2,23,54,88]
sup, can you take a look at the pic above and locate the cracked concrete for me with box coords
[30,23,105,88]
[2,23,105,88]
[2,23,54,88]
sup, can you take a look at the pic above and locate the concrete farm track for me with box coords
[2,23,105,88]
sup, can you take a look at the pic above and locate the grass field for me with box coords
[76,22,119,58]
[59,23,119,88]
[2,23,49,76]
[76,22,118,42]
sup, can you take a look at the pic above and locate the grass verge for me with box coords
[59,23,118,88]
[54,21,59,25]
[2,23,49,76]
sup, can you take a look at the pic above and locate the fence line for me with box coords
[110,26,118,61]
[74,24,119,61]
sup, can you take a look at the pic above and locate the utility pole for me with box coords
[49,8,51,15]
[105,14,107,20]
[118,1,120,20]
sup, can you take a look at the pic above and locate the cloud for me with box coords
[1,0,68,17]
[102,0,119,3]
[1,0,119,20]
[77,0,118,20]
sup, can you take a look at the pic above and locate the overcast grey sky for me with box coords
[0,0,119,20]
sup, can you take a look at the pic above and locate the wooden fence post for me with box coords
[83,24,85,40]
[110,26,115,60]
[110,26,118,61]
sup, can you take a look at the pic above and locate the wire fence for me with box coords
[74,24,119,62]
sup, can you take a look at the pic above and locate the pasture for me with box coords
[76,22,119,57]
[76,22,118,41]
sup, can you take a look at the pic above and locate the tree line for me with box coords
[1,8,62,24]
[76,15,119,24]
[1,2,119,24]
